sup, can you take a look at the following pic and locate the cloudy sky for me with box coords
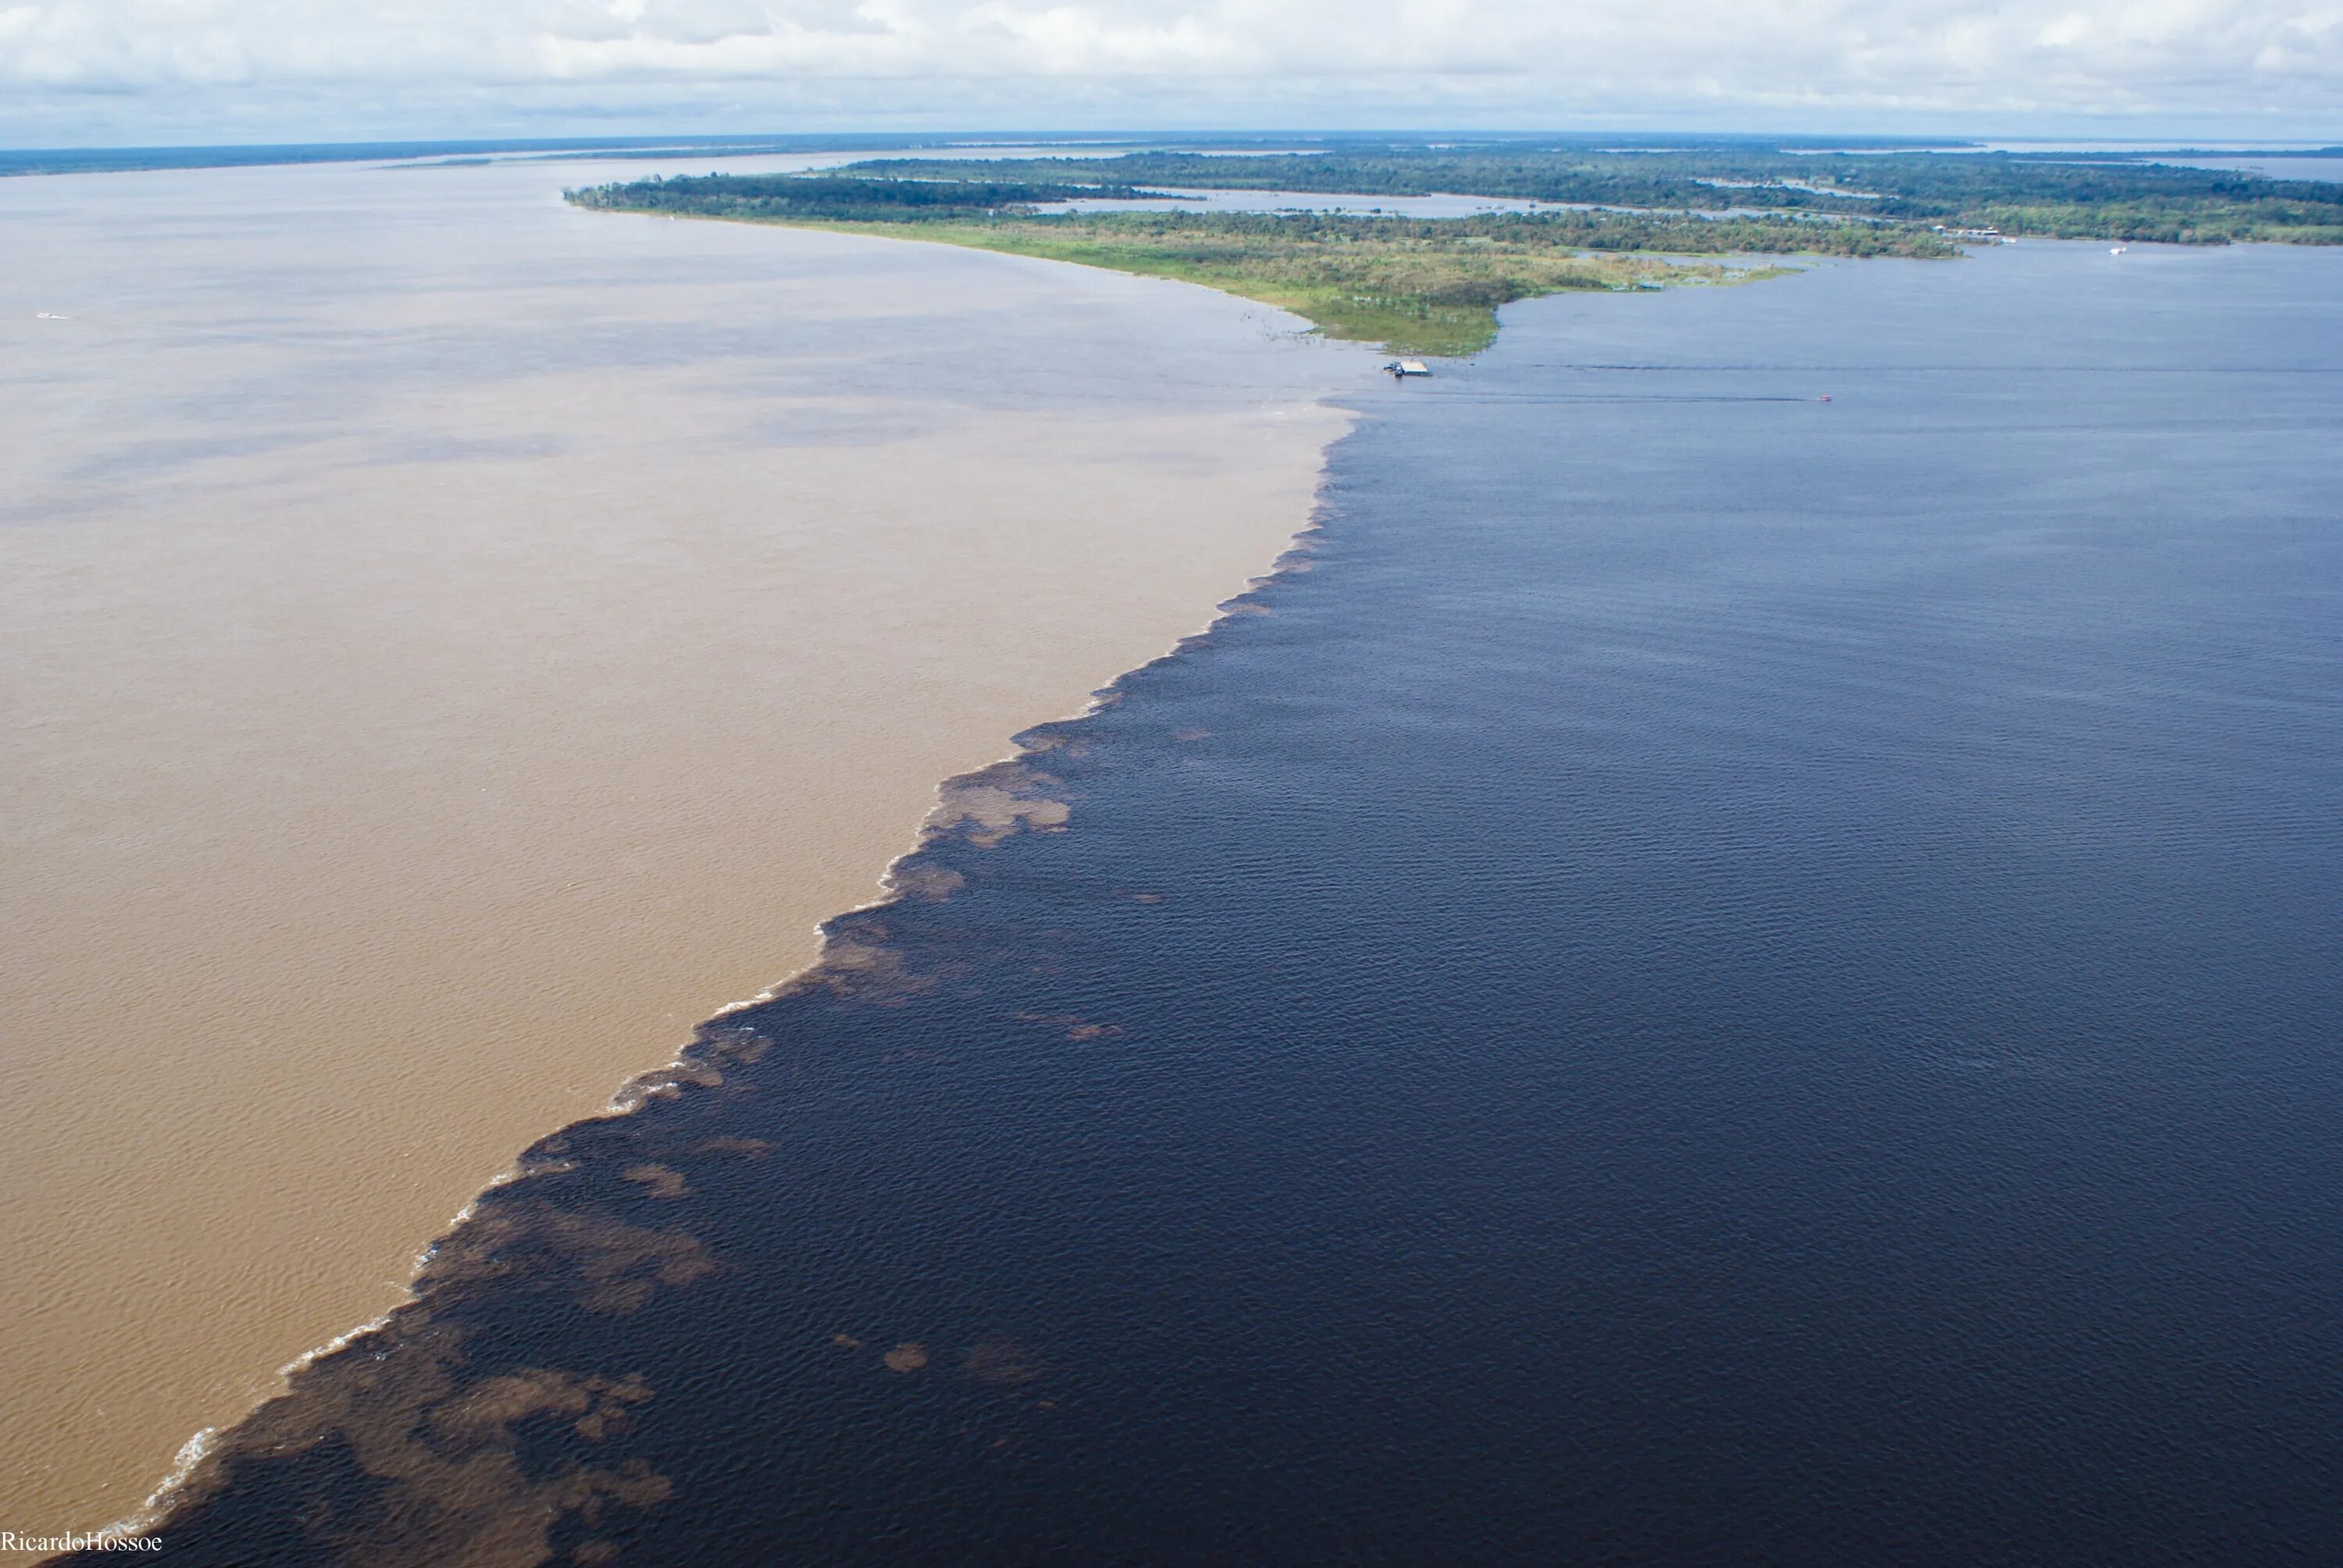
[2,0,2338,145]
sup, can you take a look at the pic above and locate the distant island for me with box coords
[569,141,2343,355]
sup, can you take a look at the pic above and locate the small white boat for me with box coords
[2109,246,2128,255]
[35,310,72,320]
[1385,358,1432,379]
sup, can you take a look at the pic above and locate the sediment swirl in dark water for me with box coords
[81,243,2343,1566]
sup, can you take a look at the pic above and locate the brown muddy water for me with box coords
[0,151,1358,1544]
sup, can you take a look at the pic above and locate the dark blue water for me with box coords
[98,243,2343,1566]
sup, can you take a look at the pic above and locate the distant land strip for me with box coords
[564,179,1924,358]
[569,144,2341,356]
[0,132,1987,180]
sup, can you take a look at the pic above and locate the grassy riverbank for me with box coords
[731,212,1819,355]
[570,176,1946,355]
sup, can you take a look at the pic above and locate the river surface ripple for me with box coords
[98,241,2343,1566]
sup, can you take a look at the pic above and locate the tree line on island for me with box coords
[567,141,2343,355]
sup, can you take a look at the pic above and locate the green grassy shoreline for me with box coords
[565,144,2341,354]
[571,191,1925,355]
[656,210,1819,356]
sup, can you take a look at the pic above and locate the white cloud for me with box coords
[2,0,2338,141]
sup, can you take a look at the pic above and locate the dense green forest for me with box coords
[569,173,1952,355]
[568,143,2341,354]
[572,172,1168,221]
[831,148,2343,244]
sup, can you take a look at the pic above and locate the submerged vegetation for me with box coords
[568,141,2343,355]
